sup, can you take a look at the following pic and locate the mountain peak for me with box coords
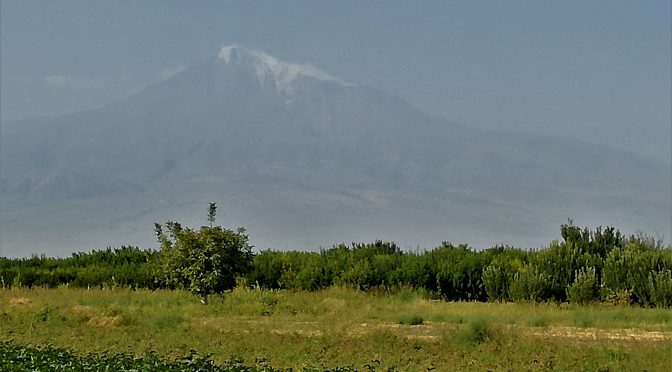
[217,45,350,93]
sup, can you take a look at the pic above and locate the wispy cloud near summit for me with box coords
[155,65,185,81]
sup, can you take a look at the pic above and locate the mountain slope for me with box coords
[1,46,669,256]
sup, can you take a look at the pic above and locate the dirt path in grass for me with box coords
[525,326,672,342]
[200,318,672,343]
[386,323,672,343]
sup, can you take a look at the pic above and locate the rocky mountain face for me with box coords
[1,46,670,257]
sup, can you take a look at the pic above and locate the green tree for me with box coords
[155,203,253,304]
[483,264,508,302]
[567,266,599,304]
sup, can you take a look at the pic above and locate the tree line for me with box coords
[1,205,671,307]
[246,225,672,307]
[0,246,160,290]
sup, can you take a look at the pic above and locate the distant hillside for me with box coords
[1,45,670,256]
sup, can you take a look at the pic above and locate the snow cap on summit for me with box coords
[217,45,349,93]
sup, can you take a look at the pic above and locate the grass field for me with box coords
[2,286,671,371]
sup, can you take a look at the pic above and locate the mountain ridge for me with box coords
[1,45,669,257]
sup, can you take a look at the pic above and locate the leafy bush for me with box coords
[155,203,253,304]
[508,264,549,302]
[648,270,672,308]
[433,243,489,301]
[601,288,633,306]
[483,264,508,302]
[602,247,672,306]
[567,267,599,305]
[455,318,493,345]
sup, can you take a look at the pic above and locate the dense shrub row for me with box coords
[246,241,496,302]
[0,246,161,289]
[1,224,671,307]
[246,227,672,307]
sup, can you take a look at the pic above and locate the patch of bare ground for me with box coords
[526,326,672,343]
[385,323,672,343]
[270,328,323,337]
[8,297,32,306]
[199,317,671,344]
[72,305,92,312]
[342,322,672,344]
[201,318,324,337]
[343,321,444,341]
[86,316,120,327]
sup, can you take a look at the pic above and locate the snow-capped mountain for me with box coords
[1,45,670,257]
[217,45,350,94]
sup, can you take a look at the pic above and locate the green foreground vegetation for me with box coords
[2,222,671,307]
[2,287,671,371]
[1,209,671,370]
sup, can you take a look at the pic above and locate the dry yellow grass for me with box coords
[86,316,121,327]
[8,297,32,306]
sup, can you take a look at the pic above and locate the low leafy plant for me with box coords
[455,317,492,345]
[526,316,549,328]
[152,312,185,328]
[0,342,277,371]
[396,314,424,325]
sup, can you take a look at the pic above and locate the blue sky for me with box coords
[2,1,670,162]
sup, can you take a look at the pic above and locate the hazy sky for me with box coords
[2,1,670,162]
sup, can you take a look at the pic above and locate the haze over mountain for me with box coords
[1,46,670,257]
